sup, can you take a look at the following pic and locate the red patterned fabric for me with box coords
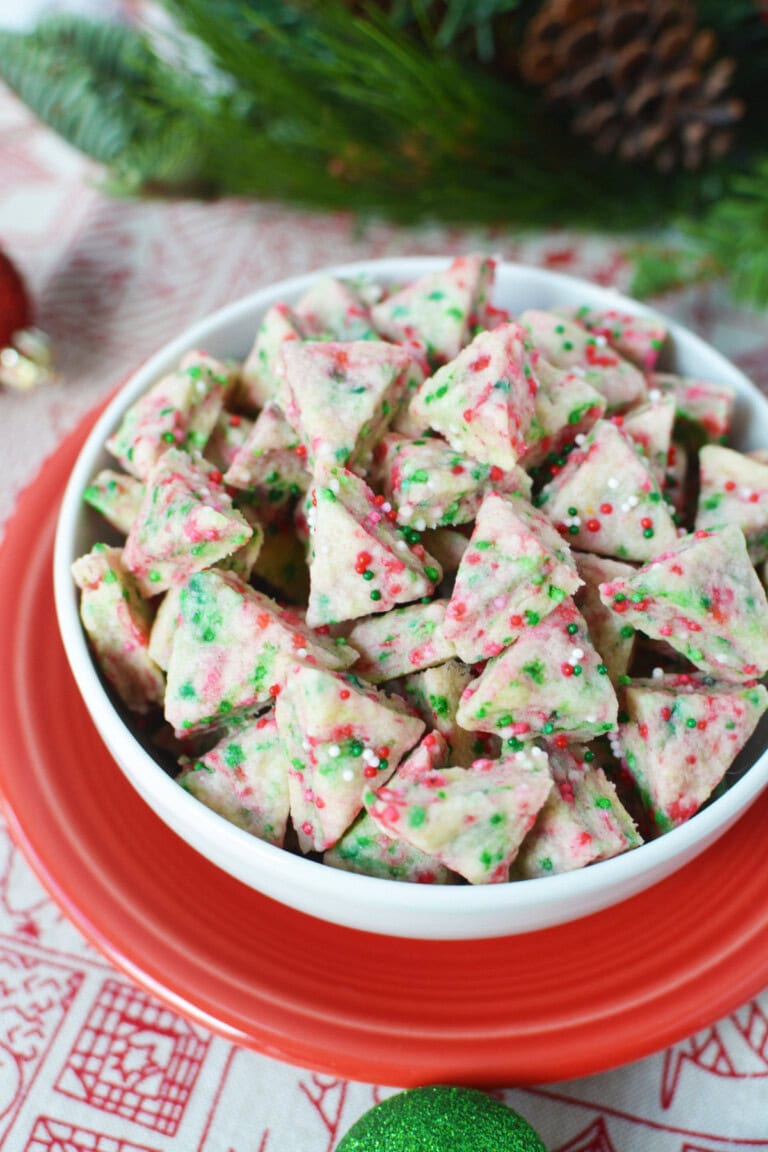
[1,87,768,1151]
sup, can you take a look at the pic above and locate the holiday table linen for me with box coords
[2,85,768,1152]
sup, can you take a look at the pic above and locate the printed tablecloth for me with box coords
[1,83,768,1152]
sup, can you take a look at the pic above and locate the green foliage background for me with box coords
[1,0,767,305]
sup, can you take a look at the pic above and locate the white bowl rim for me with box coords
[53,256,768,925]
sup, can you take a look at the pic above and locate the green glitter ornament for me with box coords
[335,1085,546,1151]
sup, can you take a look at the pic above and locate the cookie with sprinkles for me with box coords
[107,351,234,480]
[519,356,606,469]
[176,711,291,846]
[372,431,530,531]
[252,513,310,603]
[663,440,690,521]
[598,524,768,683]
[618,395,676,486]
[224,402,310,506]
[274,658,425,851]
[71,543,165,713]
[324,810,457,883]
[402,660,496,766]
[278,339,418,469]
[537,418,678,562]
[203,408,254,473]
[294,275,377,342]
[573,552,637,681]
[371,254,496,364]
[619,674,768,832]
[445,491,583,663]
[347,600,457,684]
[456,598,619,741]
[164,569,357,736]
[83,469,144,536]
[237,301,304,413]
[515,743,642,878]
[365,746,553,884]
[122,448,254,596]
[148,586,181,670]
[408,322,539,471]
[695,445,768,562]
[420,526,470,574]
[520,309,647,412]
[305,465,441,627]
[651,372,736,448]
[559,304,668,371]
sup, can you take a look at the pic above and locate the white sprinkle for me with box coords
[330,478,340,494]
[595,334,608,347]
[572,366,586,378]
[328,744,341,758]
[648,388,662,403]
[585,715,596,724]
[531,746,546,758]
[715,654,728,664]
[415,517,427,532]
[607,477,619,490]
[652,666,664,680]
[627,495,639,508]
[741,487,753,499]
[382,501,392,512]
[574,433,586,446]
[492,595,507,611]
[297,647,308,659]
[341,768,355,782]
[396,539,408,551]
[399,505,413,522]
[570,647,584,663]
[302,739,312,751]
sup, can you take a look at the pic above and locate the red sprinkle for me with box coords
[586,518,601,532]
[339,688,350,700]
[509,614,523,628]
[600,502,613,515]
[724,480,736,491]
[229,414,242,427]
[363,766,378,778]
[301,821,314,836]
[660,707,672,721]
[561,663,574,676]
[640,517,653,530]
[554,734,569,749]
[268,683,281,697]
[294,444,307,459]
[451,464,465,475]
[209,469,223,484]
[489,465,504,482]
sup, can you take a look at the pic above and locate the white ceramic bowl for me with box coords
[54,257,768,939]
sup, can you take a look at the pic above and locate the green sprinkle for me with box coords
[362,569,375,581]
[643,527,654,539]
[567,507,578,517]
[618,674,632,686]
[595,796,612,810]
[620,625,634,638]
[583,749,595,762]
[597,663,608,675]
[572,664,582,676]
[370,589,382,601]
[350,740,364,756]
[542,722,555,735]
[161,431,177,444]
[424,566,440,582]
[686,717,697,728]
[566,622,579,635]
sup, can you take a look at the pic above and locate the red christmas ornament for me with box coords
[0,247,53,391]
[0,247,32,349]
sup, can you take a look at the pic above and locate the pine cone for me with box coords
[520,0,744,171]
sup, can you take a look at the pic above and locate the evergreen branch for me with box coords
[688,155,768,306]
